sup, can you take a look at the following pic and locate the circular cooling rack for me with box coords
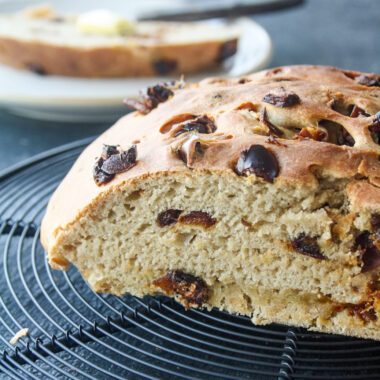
[0,137,380,380]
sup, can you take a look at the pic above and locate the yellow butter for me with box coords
[76,9,134,36]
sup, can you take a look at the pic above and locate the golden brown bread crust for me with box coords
[41,65,380,254]
[0,36,235,78]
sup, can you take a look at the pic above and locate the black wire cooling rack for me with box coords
[1,137,380,380]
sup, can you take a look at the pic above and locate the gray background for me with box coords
[0,0,379,171]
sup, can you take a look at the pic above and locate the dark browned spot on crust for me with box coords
[152,270,208,308]
[241,219,252,227]
[218,39,237,62]
[318,120,355,147]
[124,84,173,114]
[178,211,216,228]
[260,107,284,137]
[355,231,380,273]
[238,78,251,84]
[174,115,216,137]
[235,145,279,183]
[93,144,137,185]
[177,135,204,166]
[369,112,380,144]
[262,88,300,107]
[153,59,178,75]
[293,127,327,142]
[26,63,45,75]
[157,209,183,227]
[290,233,326,260]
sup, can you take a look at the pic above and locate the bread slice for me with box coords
[0,5,239,77]
[41,65,380,340]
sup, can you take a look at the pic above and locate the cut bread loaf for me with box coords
[41,65,380,340]
[0,5,239,77]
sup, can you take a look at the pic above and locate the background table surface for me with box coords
[0,0,379,172]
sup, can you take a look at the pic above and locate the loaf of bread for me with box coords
[41,65,380,340]
[0,5,239,77]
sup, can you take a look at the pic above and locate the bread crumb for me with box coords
[10,328,29,345]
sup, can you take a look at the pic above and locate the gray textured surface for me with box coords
[0,0,379,171]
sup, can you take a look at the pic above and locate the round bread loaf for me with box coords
[41,65,380,340]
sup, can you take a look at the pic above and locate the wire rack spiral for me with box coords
[0,137,380,380]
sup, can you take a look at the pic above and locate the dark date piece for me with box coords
[260,108,283,137]
[152,270,208,308]
[93,144,137,185]
[369,112,380,144]
[217,40,237,62]
[174,115,216,137]
[262,89,300,107]
[349,105,369,118]
[26,63,46,75]
[291,233,326,260]
[293,128,327,141]
[235,145,279,183]
[178,211,216,228]
[355,74,380,87]
[157,209,183,227]
[355,231,380,273]
[349,302,377,323]
[124,84,173,114]
[153,59,178,75]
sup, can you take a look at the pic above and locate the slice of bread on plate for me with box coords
[41,65,380,340]
[0,5,239,78]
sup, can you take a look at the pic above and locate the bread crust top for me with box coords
[41,65,380,253]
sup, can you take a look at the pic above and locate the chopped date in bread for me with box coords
[124,84,173,114]
[174,115,216,137]
[178,211,216,228]
[241,218,252,227]
[262,88,300,107]
[369,112,380,144]
[349,301,377,323]
[355,74,380,87]
[349,105,369,118]
[355,231,380,273]
[293,127,327,141]
[26,62,45,75]
[266,135,286,146]
[93,144,136,185]
[152,270,208,308]
[334,299,378,323]
[218,40,237,62]
[235,145,279,183]
[260,108,284,137]
[157,209,183,227]
[177,135,204,165]
[153,59,178,75]
[291,233,326,260]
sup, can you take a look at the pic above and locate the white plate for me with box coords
[0,0,272,122]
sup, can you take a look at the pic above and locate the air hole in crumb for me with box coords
[318,120,355,146]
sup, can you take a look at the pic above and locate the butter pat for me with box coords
[76,9,134,36]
